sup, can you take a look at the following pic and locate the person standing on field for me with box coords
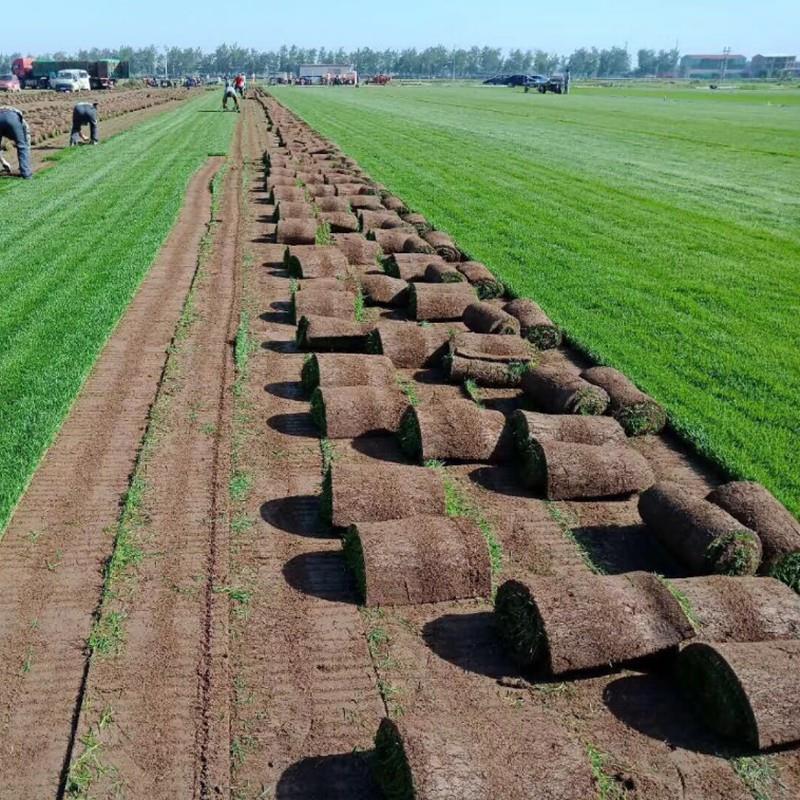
[0,105,32,179]
[70,101,100,145]
[223,79,240,112]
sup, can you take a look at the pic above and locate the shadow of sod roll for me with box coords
[342,515,491,606]
[310,385,409,439]
[521,366,610,415]
[707,481,800,593]
[284,244,349,278]
[494,572,695,676]
[300,353,396,395]
[639,481,762,576]
[408,283,477,322]
[503,298,562,350]
[678,640,800,750]
[582,366,666,436]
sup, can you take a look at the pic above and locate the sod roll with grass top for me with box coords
[409,283,477,322]
[495,572,693,675]
[315,196,352,213]
[582,366,666,436]
[266,175,295,193]
[384,253,446,282]
[277,200,315,220]
[402,212,432,235]
[502,299,562,350]
[300,353,396,394]
[449,332,535,362]
[310,385,408,438]
[295,277,356,294]
[639,482,762,576]
[424,261,464,284]
[511,409,627,447]
[360,274,408,306]
[398,398,514,464]
[331,233,383,266]
[370,229,436,255]
[324,462,446,527]
[343,194,384,211]
[707,481,800,592]
[515,438,654,499]
[318,211,360,233]
[343,515,491,606]
[382,194,409,214]
[669,576,800,642]
[271,185,306,203]
[305,183,337,199]
[291,289,356,324]
[276,219,318,246]
[423,230,461,262]
[457,262,504,299]
[367,323,456,368]
[522,366,610,415]
[678,640,800,750]
[296,315,373,352]
[445,351,531,388]
[359,209,408,232]
[462,302,520,336]
[284,245,349,278]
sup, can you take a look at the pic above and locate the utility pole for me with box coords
[720,46,731,81]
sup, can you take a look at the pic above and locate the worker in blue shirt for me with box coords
[0,105,32,179]
[71,101,100,145]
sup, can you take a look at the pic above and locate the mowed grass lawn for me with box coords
[0,91,237,533]
[272,83,800,516]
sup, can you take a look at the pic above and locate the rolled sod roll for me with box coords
[450,332,535,362]
[332,182,372,195]
[331,234,383,266]
[296,315,373,352]
[266,175,296,192]
[503,298,562,350]
[358,209,408,232]
[276,219,317,246]
[295,276,356,294]
[424,261,464,283]
[310,386,408,438]
[343,194,384,211]
[401,212,431,235]
[707,481,800,587]
[370,229,436,255]
[384,253,446,282]
[360,274,409,307]
[669,576,800,642]
[495,572,694,674]
[445,351,531,388]
[582,366,666,436]
[271,185,306,203]
[398,398,514,464]
[290,289,356,324]
[367,323,455,368]
[343,515,491,606]
[284,245,349,278]
[521,366,610,415]
[422,230,461,262]
[639,482,762,576]
[381,195,409,214]
[519,438,654,499]
[301,353,396,395]
[266,166,294,177]
[456,261,504,299]
[294,170,323,184]
[678,640,800,750]
[315,196,351,213]
[325,462,445,527]
[409,283,477,322]
[318,211,360,233]
[276,200,315,220]
[304,183,336,198]
[463,302,521,335]
[512,409,627,448]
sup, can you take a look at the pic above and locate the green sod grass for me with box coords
[270,84,800,517]
[0,92,237,534]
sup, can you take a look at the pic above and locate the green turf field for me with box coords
[0,91,237,534]
[271,83,800,515]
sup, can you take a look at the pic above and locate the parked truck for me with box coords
[12,58,130,90]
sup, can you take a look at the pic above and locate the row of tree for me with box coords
[1,44,681,79]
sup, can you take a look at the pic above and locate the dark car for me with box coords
[483,74,509,85]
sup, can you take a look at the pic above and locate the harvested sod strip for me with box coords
[511,409,627,447]
[358,209,408,232]
[344,194,384,211]
[384,253,445,281]
[271,185,306,203]
[300,353,396,394]
[343,515,491,606]
[514,438,654,499]
[296,315,373,352]
[318,211,360,233]
[381,194,409,214]
[331,233,383,266]
[423,230,461,262]
[324,462,446,527]
[495,572,693,675]
[678,640,800,750]
[367,323,455,368]
[315,196,351,213]
[310,385,408,438]
[503,298,561,350]
[408,283,476,322]
[669,576,800,642]
[398,399,513,464]
[360,274,408,306]
[457,261,504,299]
[370,229,435,255]
[639,481,762,576]
[424,261,464,283]
[450,332,535,361]
[290,289,356,323]
[276,219,318,245]
[445,351,531,388]
[463,302,520,336]
[582,366,666,436]
[522,366,609,415]
[401,211,431,234]
[284,244,349,278]
[707,481,800,590]
[276,200,315,220]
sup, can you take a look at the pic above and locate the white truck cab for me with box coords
[52,69,91,92]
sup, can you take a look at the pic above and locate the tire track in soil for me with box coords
[227,102,384,799]
[61,106,249,798]
[0,156,224,798]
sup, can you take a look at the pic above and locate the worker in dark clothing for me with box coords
[222,79,240,112]
[0,106,32,179]
[70,102,99,145]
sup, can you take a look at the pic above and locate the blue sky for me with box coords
[3,0,798,56]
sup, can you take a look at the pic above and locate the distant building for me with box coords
[750,54,797,78]
[680,53,748,79]
[297,64,358,84]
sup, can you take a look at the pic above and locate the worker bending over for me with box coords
[223,80,240,112]
[70,101,99,145]
[0,106,32,179]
